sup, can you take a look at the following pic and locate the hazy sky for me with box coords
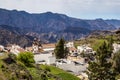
[0,0,120,19]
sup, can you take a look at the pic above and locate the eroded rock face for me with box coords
[0,25,33,47]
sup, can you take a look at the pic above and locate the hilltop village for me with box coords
[0,37,120,80]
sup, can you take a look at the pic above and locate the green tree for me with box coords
[64,47,69,58]
[17,52,35,67]
[108,35,114,57]
[87,41,116,80]
[54,38,68,59]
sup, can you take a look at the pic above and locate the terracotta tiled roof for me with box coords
[68,47,77,51]
[42,43,56,48]
[17,48,25,52]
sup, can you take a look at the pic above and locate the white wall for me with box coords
[66,42,74,48]
[57,63,86,75]
[43,48,55,51]
[34,53,56,65]
[47,56,56,65]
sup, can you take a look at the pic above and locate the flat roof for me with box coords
[42,43,56,48]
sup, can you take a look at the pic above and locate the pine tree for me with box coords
[64,47,69,58]
[54,38,68,59]
[108,35,114,58]
[87,40,116,80]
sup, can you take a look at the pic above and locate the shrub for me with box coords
[4,53,17,64]
[44,66,51,72]
[17,52,35,67]
[8,53,17,61]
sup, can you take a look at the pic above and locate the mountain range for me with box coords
[0,8,120,46]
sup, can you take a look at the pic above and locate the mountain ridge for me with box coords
[0,8,119,45]
[0,8,117,30]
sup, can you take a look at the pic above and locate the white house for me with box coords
[43,48,55,52]
[77,45,94,54]
[69,47,77,54]
[48,56,56,64]
[65,42,74,48]
[42,43,55,52]
[32,45,39,53]
[8,44,25,55]
[113,43,120,53]
[25,47,33,52]
[34,52,56,65]
[0,45,4,51]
